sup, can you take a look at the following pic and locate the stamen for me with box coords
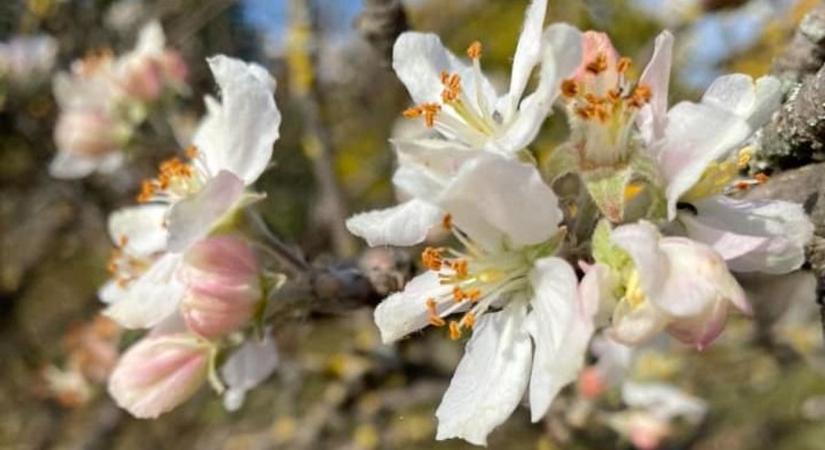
[421,247,443,271]
[617,57,632,74]
[755,173,769,184]
[586,52,609,75]
[426,298,446,327]
[442,214,453,230]
[561,79,579,98]
[451,259,469,279]
[628,85,651,108]
[466,41,483,60]
[185,145,199,159]
[440,72,462,103]
[462,312,476,329]
[448,321,462,340]
[737,147,753,169]
[402,103,441,128]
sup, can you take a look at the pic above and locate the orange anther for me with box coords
[451,259,469,279]
[561,79,579,98]
[185,145,199,159]
[448,321,462,340]
[403,103,441,128]
[426,298,446,327]
[442,214,453,230]
[755,173,769,184]
[586,52,609,75]
[452,286,465,303]
[440,72,462,103]
[421,247,443,271]
[629,84,652,107]
[617,57,632,74]
[462,312,476,329]
[467,41,483,59]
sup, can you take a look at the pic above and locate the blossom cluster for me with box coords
[345,0,812,445]
[99,55,282,418]
[50,22,188,179]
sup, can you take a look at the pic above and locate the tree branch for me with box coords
[356,0,409,67]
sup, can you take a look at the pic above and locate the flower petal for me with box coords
[193,55,280,185]
[611,221,668,297]
[638,30,673,143]
[220,330,278,411]
[437,155,562,249]
[392,32,497,108]
[494,23,582,153]
[392,138,480,199]
[108,204,169,256]
[506,0,548,114]
[621,381,707,422]
[527,257,595,421]
[665,296,728,350]
[166,170,247,253]
[685,196,812,274]
[658,102,751,219]
[345,199,442,247]
[608,297,668,345]
[103,253,185,329]
[435,303,532,446]
[701,74,781,130]
[373,271,454,343]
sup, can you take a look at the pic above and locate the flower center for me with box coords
[420,215,533,340]
[562,52,651,168]
[680,147,768,203]
[402,41,499,140]
[138,146,205,203]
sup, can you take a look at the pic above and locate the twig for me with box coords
[356,0,409,67]
[287,0,357,258]
[246,210,311,274]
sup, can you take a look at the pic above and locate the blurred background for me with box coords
[1,0,825,448]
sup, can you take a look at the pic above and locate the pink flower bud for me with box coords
[180,236,262,338]
[54,110,118,157]
[160,50,188,85]
[108,333,211,418]
[118,56,164,101]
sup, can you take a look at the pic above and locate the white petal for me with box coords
[108,204,169,256]
[621,381,707,423]
[686,196,812,274]
[638,31,673,142]
[611,221,668,297]
[494,23,582,153]
[49,152,104,179]
[701,74,782,130]
[506,0,548,113]
[345,199,442,247]
[166,170,247,253]
[435,304,532,446]
[437,155,562,249]
[220,330,279,411]
[658,102,751,219]
[373,272,453,343]
[527,257,595,421]
[193,55,280,185]
[98,280,125,305]
[608,297,668,345]
[392,138,480,199]
[392,33,497,108]
[134,21,165,55]
[103,253,185,329]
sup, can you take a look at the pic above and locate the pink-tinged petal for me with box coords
[527,257,595,421]
[656,237,750,317]
[666,297,728,351]
[108,334,211,419]
[103,253,185,329]
[435,303,532,446]
[166,170,247,253]
[345,199,443,248]
[193,55,280,185]
[686,196,812,274]
[373,271,456,343]
[658,102,751,219]
[437,154,562,250]
[506,0,548,114]
[571,31,619,82]
[638,31,674,143]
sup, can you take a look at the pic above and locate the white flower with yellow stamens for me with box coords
[394,0,582,155]
[103,55,280,329]
[351,155,598,445]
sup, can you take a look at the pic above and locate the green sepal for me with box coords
[544,143,579,183]
[592,219,631,272]
[583,166,632,223]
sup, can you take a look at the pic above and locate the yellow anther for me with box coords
[466,41,483,59]
[737,147,753,169]
[624,181,645,202]
[426,298,446,327]
[628,85,651,108]
[451,259,469,279]
[462,312,476,329]
[440,72,462,103]
[624,271,646,309]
